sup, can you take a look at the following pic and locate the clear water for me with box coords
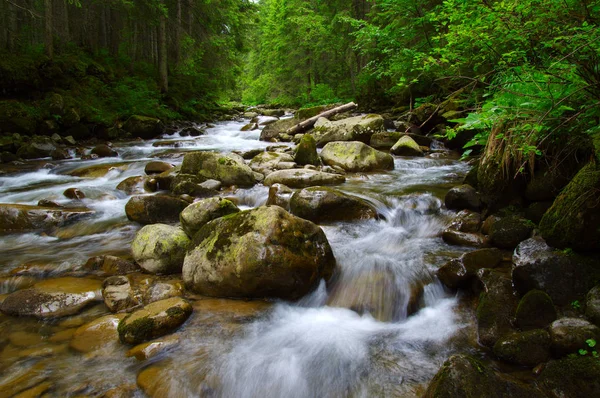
[0,119,475,397]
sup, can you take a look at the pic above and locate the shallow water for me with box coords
[0,118,476,397]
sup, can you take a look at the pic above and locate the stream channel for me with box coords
[0,116,477,397]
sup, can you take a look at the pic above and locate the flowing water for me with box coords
[0,117,477,397]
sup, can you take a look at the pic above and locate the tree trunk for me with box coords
[44,0,54,58]
[175,0,182,66]
[158,12,169,93]
[285,102,358,135]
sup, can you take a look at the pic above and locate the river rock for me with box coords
[549,317,600,357]
[125,195,189,224]
[312,114,385,146]
[476,269,518,347]
[70,313,127,353]
[122,115,165,139]
[514,289,557,331]
[512,237,599,305]
[0,361,50,397]
[266,183,294,210]
[0,277,102,318]
[444,184,481,211]
[437,248,503,289]
[63,187,85,200]
[489,215,534,249]
[51,148,71,160]
[586,285,600,327]
[249,151,295,176]
[126,334,180,360]
[16,137,57,159]
[261,109,285,117]
[260,118,297,141]
[294,134,320,166]
[117,297,193,344]
[68,162,130,178]
[0,204,93,233]
[370,132,433,149]
[83,255,139,276]
[442,229,489,247]
[91,144,118,158]
[539,161,600,251]
[447,209,482,232]
[116,176,148,195]
[180,197,239,237]
[170,173,217,198]
[131,224,191,274]
[390,135,424,156]
[263,169,345,188]
[183,205,336,300]
[493,329,551,367]
[538,356,600,397]
[102,276,140,312]
[320,141,394,172]
[289,186,377,223]
[423,354,544,398]
[180,151,256,187]
[145,161,173,175]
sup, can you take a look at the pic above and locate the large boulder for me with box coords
[320,141,394,172]
[0,277,102,318]
[260,118,297,141]
[423,354,544,398]
[249,151,295,176]
[122,115,165,139]
[370,132,433,149]
[16,137,58,159]
[0,204,93,233]
[539,161,600,251]
[514,289,557,331]
[117,297,192,345]
[489,215,534,249]
[263,169,345,188]
[131,224,191,274]
[390,135,424,157]
[312,114,385,147]
[549,318,600,357]
[444,184,481,211]
[125,195,189,225]
[294,134,320,166]
[437,248,503,289]
[493,329,551,367]
[182,205,336,300]
[180,151,256,187]
[538,356,600,397]
[512,237,599,305]
[289,186,377,223]
[179,197,240,237]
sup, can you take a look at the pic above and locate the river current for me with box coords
[0,117,475,397]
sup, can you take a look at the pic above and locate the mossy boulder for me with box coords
[263,169,345,188]
[125,195,189,225]
[249,151,295,176]
[445,184,481,211]
[289,186,377,223]
[131,224,191,274]
[179,197,240,237]
[0,277,102,318]
[438,248,504,290]
[447,210,482,232]
[320,141,394,172]
[182,205,336,300]
[476,269,519,347]
[539,161,600,252]
[586,285,600,327]
[550,317,600,357]
[261,109,285,117]
[423,354,544,398]
[0,204,93,233]
[370,132,433,149]
[390,135,424,157]
[294,134,320,166]
[16,137,57,159]
[512,237,599,305]
[260,118,297,142]
[538,356,600,397]
[493,329,551,367]
[180,151,256,187]
[489,215,534,249]
[117,297,192,344]
[312,114,385,146]
[122,115,165,139]
[514,290,557,331]
[296,105,330,120]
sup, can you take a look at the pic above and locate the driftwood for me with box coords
[285,102,358,136]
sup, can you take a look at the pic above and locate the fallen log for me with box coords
[286,102,358,136]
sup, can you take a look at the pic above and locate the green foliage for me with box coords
[578,339,599,358]
[571,300,582,310]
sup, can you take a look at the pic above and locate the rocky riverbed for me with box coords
[0,109,598,397]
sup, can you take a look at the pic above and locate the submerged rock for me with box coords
[181,151,256,187]
[289,186,377,223]
[0,204,93,233]
[320,141,394,172]
[180,197,240,237]
[117,297,193,344]
[125,195,189,225]
[0,277,102,318]
[70,313,127,353]
[131,224,191,274]
[183,205,336,300]
[263,168,345,188]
